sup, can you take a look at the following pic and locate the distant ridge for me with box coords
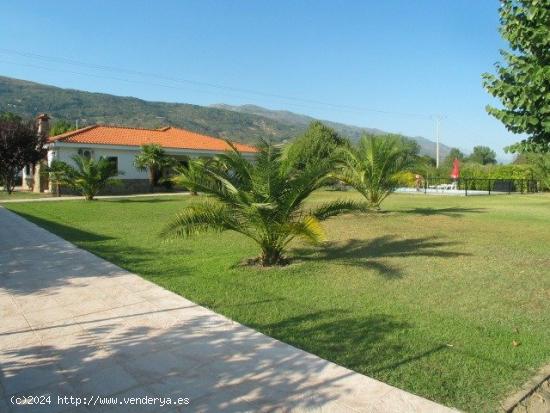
[0,75,450,157]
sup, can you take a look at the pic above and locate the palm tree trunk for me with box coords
[260,246,284,266]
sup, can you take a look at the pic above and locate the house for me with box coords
[22,114,257,194]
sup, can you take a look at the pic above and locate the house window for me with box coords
[106,157,118,175]
[78,148,93,159]
[25,165,31,175]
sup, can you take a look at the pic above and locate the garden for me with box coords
[4,191,549,412]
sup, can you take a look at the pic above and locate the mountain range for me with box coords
[0,75,451,158]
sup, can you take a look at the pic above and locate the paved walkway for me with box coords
[0,192,190,204]
[0,207,458,413]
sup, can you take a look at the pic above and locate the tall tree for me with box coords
[134,144,175,191]
[0,115,47,194]
[468,146,497,165]
[284,121,347,169]
[482,0,550,153]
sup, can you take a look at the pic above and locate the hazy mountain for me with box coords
[0,75,450,157]
[212,104,452,158]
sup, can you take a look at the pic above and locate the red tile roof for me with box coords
[49,125,257,153]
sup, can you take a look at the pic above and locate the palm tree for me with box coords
[173,158,208,195]
[64,155,121,200]
[337,134,416,209]
[134,144,174,191]
[43,160,71,197]
[163,141,368,266]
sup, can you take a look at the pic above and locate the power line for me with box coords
[0,47,433,119]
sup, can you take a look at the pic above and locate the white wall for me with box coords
[49,143,256,180]
[52,146,147,179]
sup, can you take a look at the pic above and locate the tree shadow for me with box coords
[401,207,487,218]
[293,235,469,278]
[106,198,177,204]
[0,210,189,295]
[0,305,411,411]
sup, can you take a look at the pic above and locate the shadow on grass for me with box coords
[401,207,487,218]
[1,210,190,295]
[293,235,469,278]
[105,198,178,204]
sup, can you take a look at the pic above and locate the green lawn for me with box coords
[5,192,550,412]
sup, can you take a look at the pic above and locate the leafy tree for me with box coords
[337,134,417,209]
[443,148,466,169]
[0,115,47,194]
[284,121,347,169]
[482,0,550,153]
[134,144,175,190]
[467,146,497,165]
[163,141,368,266]
[49,119,76,136]
[63,155,121,200]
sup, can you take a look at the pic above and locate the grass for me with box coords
[5,191,550,411]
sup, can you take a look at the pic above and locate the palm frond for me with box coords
[161,202,241,239]
[283,215,325,246]
[310,200,370,221]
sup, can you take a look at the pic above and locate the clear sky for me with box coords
[0,0,516,160]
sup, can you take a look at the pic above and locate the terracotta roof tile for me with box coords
[49,125,257,153]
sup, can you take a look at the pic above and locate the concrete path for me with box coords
[0,207,458,413]
[0,191,190,204]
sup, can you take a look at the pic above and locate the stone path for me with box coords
[0,192,190,204]
[0,207,458,412]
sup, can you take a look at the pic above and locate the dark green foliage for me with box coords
[284,121,347,169]
[482,0,550,153]
[443,148,466,168]
[467,145,497,165]
[0,115,46,194]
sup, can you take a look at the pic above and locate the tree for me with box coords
[337,134,417,209]
[163,141,368,266]
[49,120,76,136]
[0,116,47,194]
[63,155,121,200]
[134,144,175,191]
[43,160,72,197]
[443,148,466,169]
[467,146,497,165]
[284,121,347,169]
[173,158,209,195]
[482,0,550,153]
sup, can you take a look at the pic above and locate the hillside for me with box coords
[0,76,450,157]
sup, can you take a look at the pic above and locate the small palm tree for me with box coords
[173,158,209,195]
[134,144,174,191]
[65,155,121,200]
[163,141,368,266]
[43,160,71,197]
[337,134,416,209]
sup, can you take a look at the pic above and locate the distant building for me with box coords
[22,114,257,194]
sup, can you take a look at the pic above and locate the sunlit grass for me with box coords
[6,192,550,411]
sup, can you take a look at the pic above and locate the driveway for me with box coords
[0,207,457,412]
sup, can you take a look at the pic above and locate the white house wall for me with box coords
[52,146,148,179]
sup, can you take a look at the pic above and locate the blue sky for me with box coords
[0,1,515,159]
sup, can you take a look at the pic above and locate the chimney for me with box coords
[37,113,50,137]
